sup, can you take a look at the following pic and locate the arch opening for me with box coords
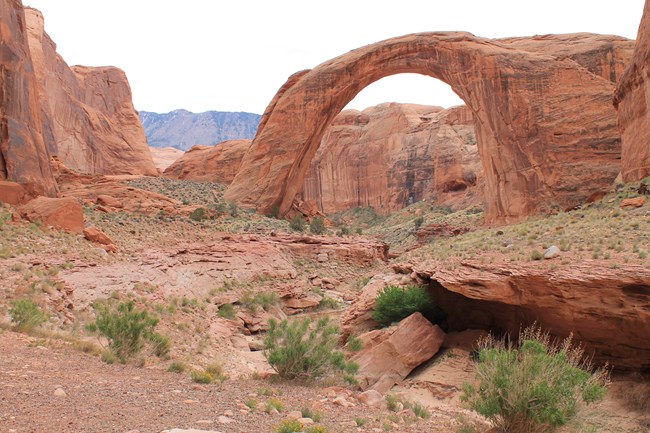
[225,32,626,224]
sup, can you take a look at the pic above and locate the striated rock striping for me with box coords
[0,0,58,199]
[226,32,633,224]
[24,8,157,176]
[614,0,650,182]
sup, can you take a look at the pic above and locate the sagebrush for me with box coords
[371,285,444,326]
[9,299,48,331]
[462,326,608,433]
[264,317,358,381]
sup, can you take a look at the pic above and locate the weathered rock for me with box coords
[543,245,561,259]
[25,8,157,176]
[83,226,116,251]
[301,104,482,214]
[148,147,184,172]
[621,196,647,208]
[0,1,58,198]
[352,312,446,393]
[357,389,387,409]
[19,196,83,233]
[226,33,632,224]
[163,140,251,183]
[0,181,27,205]
[614,0,650,182]
[399,260,650,370]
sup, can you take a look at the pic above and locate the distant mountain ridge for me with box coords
[139,109,261,150]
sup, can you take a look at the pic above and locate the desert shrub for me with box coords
[189,207,207,221]
[265,397,285,413]
[309,217,326,235]
[413,402,430,419]
[371,285,443,327]
[461,326,608,433]
[414,216,425,230]
[87,301,168,362]
[218,303,236,319]
[301,407,323,422]
[9,299,48,331]
[304,426,328,433]
[275,419,302,433]
[347,334,364,352]
[191,363,229,384]
[264,317,358,380]
[289,215,306,232]
[190,369,213,384]
[167,361,186,373]
[531,250,544,261]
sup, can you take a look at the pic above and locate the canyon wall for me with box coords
[24,8,157,176]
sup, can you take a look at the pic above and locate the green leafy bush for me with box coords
[414,216,425,230]
[9,299,48,331]
[189,207,208,221]
[275,419,302,433]
[462,326,608,433]
[309,217,326,235]
[87,301,169,362]
[264,317,358,380]
[218,303,236,319]
[371,285,443,327]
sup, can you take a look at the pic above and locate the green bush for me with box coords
[289,215,306,232]
[264,317,358,380]
[371,285,444,327]
[218,303,236,319]
[414,216,425,230]
[462,326,608,433]
[189,207,207,221]
[309,217,326,235]
[9,299,48,331]
[275,419,302,433]
[87,301,168,362]
[167,361,186,373]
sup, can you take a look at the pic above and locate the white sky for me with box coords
[24,0,646,115]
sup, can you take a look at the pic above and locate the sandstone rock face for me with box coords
[19,196,83,233]
[615,0,650,182]
[352,313,445,393]
[148,147,184,172]
[163,140,251,183]
[301,104,482,214]
[0,181,27,205]
[24,8,157,176]
[226,33,633,224]
[396,261,650,370]
[0,0,58,199]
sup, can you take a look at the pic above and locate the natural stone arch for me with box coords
[225,32,630,223]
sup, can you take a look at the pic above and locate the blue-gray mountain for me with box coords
[139,109,261,150]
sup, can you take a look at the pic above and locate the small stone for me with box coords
[223,410,233,417]
[332,396,352,407]
[543,245,561,259]
[217,416,233,424]
[298,417,314,425]
[53,388,66,397]
[286,411,302,420]
[316,253,328,262]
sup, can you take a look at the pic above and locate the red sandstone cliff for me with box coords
[24,8,157,176]
[301,104,482,214]
[614,0,650,181]
[0,0,58,199]
[163,140,251,183]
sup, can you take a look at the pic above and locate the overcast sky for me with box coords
[24,0,646,115]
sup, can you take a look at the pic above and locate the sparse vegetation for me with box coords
[462,326,609,433]
[289,215,306,232]
[309,217,326,235]
[9,299,49,332]
[167,361,186,373]
[217,303,236,319]
[274,419,302,433]
[265,397,285,413]
[264,317,358,381]
[86,301,169,363]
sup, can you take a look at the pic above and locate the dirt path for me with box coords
[0,331,458,433]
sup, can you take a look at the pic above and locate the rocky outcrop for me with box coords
[0,0,58,199]
[24,8,157,176]
[140,109,261,150]
[148,147,184,172]
[19,196,83,233]
[353,313,445,392]
[226,33,633,224]
[163,140,251,183]
[393,260,650,370]
[614,0,650,181]
[301,104,482,214]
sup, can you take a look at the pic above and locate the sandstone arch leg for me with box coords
[225,32,631,224]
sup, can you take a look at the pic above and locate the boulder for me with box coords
[83,226,117,252]
[0,181,27,205]
[620,196,646,208]
[352,312,446,393]
[19,196,84,233]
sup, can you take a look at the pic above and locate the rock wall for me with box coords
[24,8,157,176]
[614,0,650,182]
[226,33,633,224]
[301,103,482,214]
[0,0,58,199]
[163,139,251,183]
